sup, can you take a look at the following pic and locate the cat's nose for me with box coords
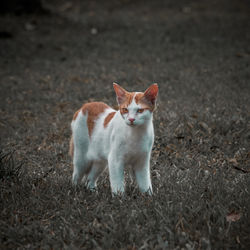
[129,118,135,122]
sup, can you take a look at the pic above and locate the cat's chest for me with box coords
[113,127,154,154]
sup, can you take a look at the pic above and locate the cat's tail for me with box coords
[71,110,91,185]
[69,136,74,158]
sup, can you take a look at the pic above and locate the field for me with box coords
[0,0,250,249]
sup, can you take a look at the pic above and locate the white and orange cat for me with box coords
[69,83,158,195]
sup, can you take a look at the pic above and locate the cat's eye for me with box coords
[137,109,144,113]
[122,108,128,113]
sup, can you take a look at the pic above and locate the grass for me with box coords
[0,149,249,249]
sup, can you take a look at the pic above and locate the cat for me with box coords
[69,83,158,195]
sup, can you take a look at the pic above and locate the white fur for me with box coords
[71,97,154,195]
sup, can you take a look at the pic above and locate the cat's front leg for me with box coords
[134,155,153,195]
[108,153,125,195]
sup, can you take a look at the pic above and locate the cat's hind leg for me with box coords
[86,160,106,190]
[71,111,91,185]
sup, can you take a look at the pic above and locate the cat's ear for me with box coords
[113,83,127,104]
[143,83,158,105]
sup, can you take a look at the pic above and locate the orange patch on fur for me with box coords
[113,83,138,114]
[125,92,135,105]
[135,92,155,111]
[113,83,158,112]
[119,92,136,114]
[81,102,109,136]
[134,92,144,104]
[70,102,109,157]
[104,112,116,128]
[73,109,80,120]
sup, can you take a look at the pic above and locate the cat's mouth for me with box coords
[127,121,135,126]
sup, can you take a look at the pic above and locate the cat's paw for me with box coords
[140,187,153,196]
[111,190,125,197]
[86,182,98,192]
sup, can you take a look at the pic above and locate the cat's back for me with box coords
[73,102,108,118]
[72,102,116,137]
[86,102,111,119]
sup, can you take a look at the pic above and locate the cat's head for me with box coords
[113,83,158,126]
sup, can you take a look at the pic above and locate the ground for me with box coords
[0,0,250,249]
